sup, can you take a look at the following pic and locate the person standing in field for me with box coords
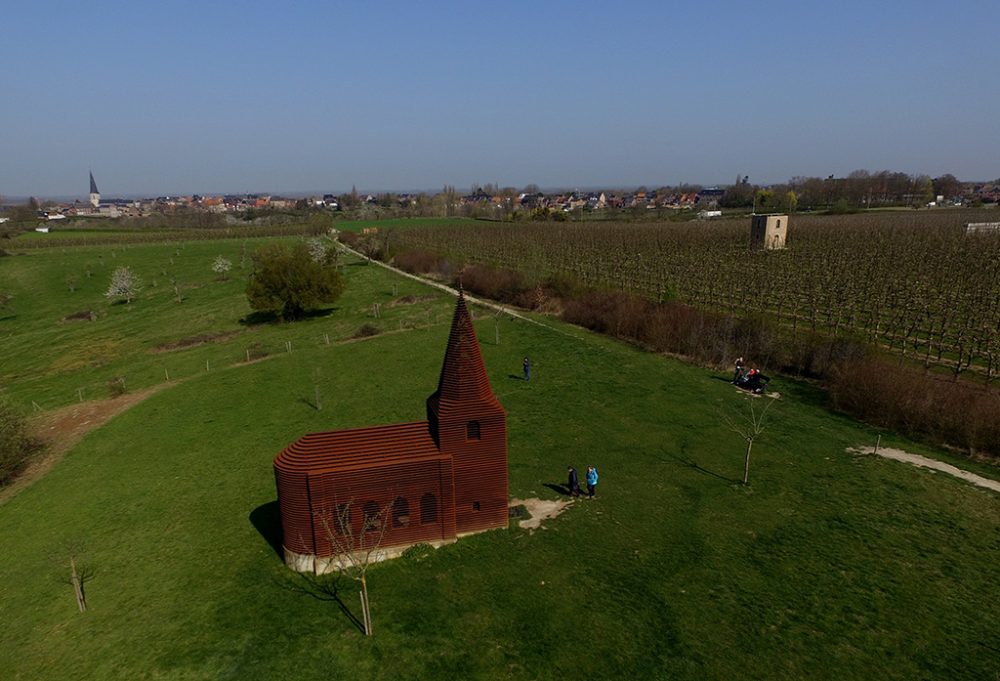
[586,465,598,499]
[567,466,581,497]
[733,356,745,384]
[523,356,531,382]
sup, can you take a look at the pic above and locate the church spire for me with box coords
[89,171,101,209]
[433,290,494,403]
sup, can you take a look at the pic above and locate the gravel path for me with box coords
[337,242,584,339]
[849,445,1000,494]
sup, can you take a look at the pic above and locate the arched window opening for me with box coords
[362,501,380,533]
[420,492,437,524]
[392,496,411,527]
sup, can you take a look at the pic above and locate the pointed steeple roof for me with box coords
[89,171,99,194]
[433,291,495,404]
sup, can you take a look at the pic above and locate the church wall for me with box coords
[439,411,509,534]
[305,459,456,557]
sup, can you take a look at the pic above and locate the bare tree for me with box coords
[315,499,392,636]
[724,398,775,485]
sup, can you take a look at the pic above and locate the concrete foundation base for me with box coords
[285,537,458,575]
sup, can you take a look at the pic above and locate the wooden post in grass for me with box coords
[70,556,87,613]
[164,368,170,381]
[494,307,504,345]
[874,434,881,456]
[61,546,93,614]
[312,368,322,410]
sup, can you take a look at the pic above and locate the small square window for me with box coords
[472,501,481,511]
[466,421,481,440]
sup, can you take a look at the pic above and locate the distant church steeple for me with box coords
[89,171,100,208]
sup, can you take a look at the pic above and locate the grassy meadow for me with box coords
[0,237,999,680]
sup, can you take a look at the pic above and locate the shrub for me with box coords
[829,358,1000,457]
[827,199,858,215]
[394,250,443,275]
[0,400,43,486]
[107,376,128,397]
[455,264,528,305]
[246,243,345,320]
[542,272,587,300]
[355,324,381,338]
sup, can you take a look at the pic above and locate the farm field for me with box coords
[0,235,467,410]
[1,238,999,680]
[7,216,481,250]
[387,209,1000,380]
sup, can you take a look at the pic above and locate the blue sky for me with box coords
[2,0,997,197]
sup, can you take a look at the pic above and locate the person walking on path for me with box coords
[523,356,532,382]
[567,466,581,497]
[733,356,745,384]
[586,465,598,499]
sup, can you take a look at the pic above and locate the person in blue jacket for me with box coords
[586,465,598,499]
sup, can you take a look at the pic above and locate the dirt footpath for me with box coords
[1,386,166,504]
[848,445,1000,494]
[510,497,572,530]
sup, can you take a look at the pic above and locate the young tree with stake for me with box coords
[211,255,232,280]
[724,398,774,485]
[314,499,392,636]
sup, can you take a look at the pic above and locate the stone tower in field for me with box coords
[89,172,101,208]
[750,214,788,250]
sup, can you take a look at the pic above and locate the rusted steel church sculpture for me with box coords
[273,292,509,572]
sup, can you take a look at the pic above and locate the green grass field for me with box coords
[1,239,998,680]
